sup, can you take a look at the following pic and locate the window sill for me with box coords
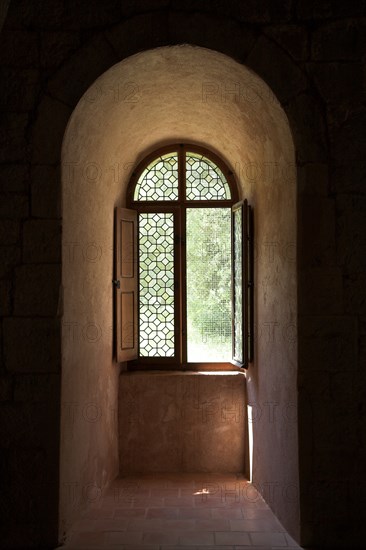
[121,369,246,377]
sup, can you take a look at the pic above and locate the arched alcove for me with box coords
[60,44,298,540]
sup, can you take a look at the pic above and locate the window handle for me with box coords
[112,279,120,289]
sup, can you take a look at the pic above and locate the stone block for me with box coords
[173,0,291,22]
[0,29,38,67]
[308,62,365,105]
[0,401,59,449]
[67,0,122,29]
[287,93,327,163]
[40,31,80,68]
[359,316,366,335]
[0,194,28,219]
[344,273,366,315]
[298,315,357,372]
[298,267,343,315]
[331,163,366,195]
[168,12,256,61]
[0,220,20,245]
[329,108,366,163]
[0,67,40,111]
[172,0,270,22]
[23,220,61,263]
[3,317,60,373]
[0,375,12,401]
[121,0,177,17]
[31,96,72,164]
[312,400,360,454]
[298,163,329,195]
[30,164,61,218]
[0,113,29,163]
[297,0,366,19]
[5,0,67,30]
[312,20,366,60]
[14,265,61,316]
[336,195,366,272]
[0,246,21,278]
[47,35,117,107]
[0,165,28,193]
[14,373,60,402]
[298,196,336,267]
[107,13,170,60]
[0,279,12,315]
[246,36,307,104]
[264,25,308,60]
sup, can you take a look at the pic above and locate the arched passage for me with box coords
[60,44,298,540]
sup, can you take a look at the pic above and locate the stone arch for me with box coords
[59,42,301,541]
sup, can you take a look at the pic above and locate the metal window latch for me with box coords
[112,279,120,289]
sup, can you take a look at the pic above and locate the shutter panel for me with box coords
[114,208,138,363]
[232,200,253,368]
[247,203,254,363]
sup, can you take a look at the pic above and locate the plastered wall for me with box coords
[61,45,298,539]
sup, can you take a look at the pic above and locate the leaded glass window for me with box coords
[134,153,178,201]
[139,213,175,357]
[186,152,231,200]
[125,144,252,369]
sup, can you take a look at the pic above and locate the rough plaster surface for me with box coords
[119,372,246,473]
[61,45,297,538]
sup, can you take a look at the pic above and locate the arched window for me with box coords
[114,144,253,370]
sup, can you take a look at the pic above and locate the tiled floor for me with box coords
[59,474,303,549]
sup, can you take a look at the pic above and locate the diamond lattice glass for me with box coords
[139,213,175,357]
[134,153,178,201]
[186,152,231,201]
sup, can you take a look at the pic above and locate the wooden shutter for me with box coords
[114,208,138,362]
[232,200,253,368]
[247,203,254,362]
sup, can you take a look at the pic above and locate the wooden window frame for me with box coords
[116,143,252,371]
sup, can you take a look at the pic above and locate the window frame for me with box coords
[122,143,250,372]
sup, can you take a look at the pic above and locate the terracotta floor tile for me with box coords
[215,531,251,546]
[194,518,230,531]
[150,487,179,497]
[242,507,277,520]
[114,508,146,518]
[194,496,227,507]
[178,507,212,519]
[230,518,284,531]
[249,530,288,546]
[142,531,180,545]
[106,530,143,545]
[72,518,128,532]
[82,508,114,519]
[127,518,163,532]
[62,474,303,549]
[179,531,215,545]
[146,507,179,519]
[164,496,195,507]
[132,497,164,507]
[157,519,196,531]
[211,507,244,519]
[68,531,106,547]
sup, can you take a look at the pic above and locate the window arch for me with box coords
[114,144,253,370]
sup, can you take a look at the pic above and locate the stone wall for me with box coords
[0,1,365,548]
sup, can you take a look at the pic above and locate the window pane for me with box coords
[134,153,178,201]
[186,153,231,201]
[233,206,243,363]
[139,213,175,357]
[186,208,232,362]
